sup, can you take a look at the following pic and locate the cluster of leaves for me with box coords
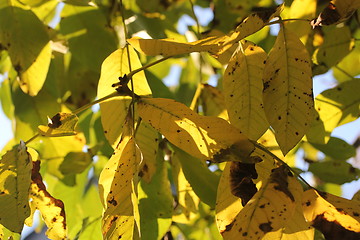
[0,0,360,239]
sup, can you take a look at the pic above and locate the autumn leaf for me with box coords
[223,40,269,140]
[311,0,360,27]
[30,158,67,240]
[38,112,79,137]
[99,126,142,239]
[263,24,314,155]
[302,189,360,240]
[221,165,302,240]
[0,141,32,233]
[137,97,254,162]
[97,46,152,147]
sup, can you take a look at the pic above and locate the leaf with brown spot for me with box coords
[221,165,302,240]
[215,147,276,235]
[38,112,79,137]
[99,125,142,239]
[302,189,360,240]
[223,40,269,140]
[137,98,254,163]
[263,24,314,155]
[0,141,32,233]
[29,152,67,240]
[311,0,360,27]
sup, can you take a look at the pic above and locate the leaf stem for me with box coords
[266,18,311,26]
[252,141,313,189]
[126,55,172,80]
[72,92,119,115]
[25,134,39,145]
[190,83,203,111]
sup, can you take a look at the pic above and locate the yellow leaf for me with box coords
[200,83,228,120]
[137,98,254,162]
[221,165,302,240]
[129,5,283,57]
[223,40,269,140]
[287,0,316,43]
[38,112,79,137]
[262,203,314,240]
[136,122,159,183]
[30,159,67,240]
[97,46,152,147]
[216,148,277,234]
[127,37,219,57]
[302,189,360,239]
[263,24,314,155]
[0,6,51,96]
[99,134,142,239]
[0,141,32,233]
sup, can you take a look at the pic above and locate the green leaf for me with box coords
[172,145,220,208]
[60,4,117,71]
[59,152,92,175]
[313,26,354,68]
[223,40,269,140]
[138,150,173,240]
[0,141,32,233]
[38,112,79,137]
[263,24,314,155]
[310,137,356,160]
[137,97,254,162]
[0,6,51,96]
[312,79,360,143]
[97,47,152,147]
[309,160,359,184]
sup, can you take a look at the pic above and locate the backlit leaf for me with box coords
[38,112,79,137]
[97,46,152,147]
[30,159,67,240]
[60,4,117,71]
[59,152,92,175]
[287,0,316,43]
[0,6,51,96]
[137,97,254,162]
[99,132,141,239]
[128,37,219,57]
[263,24,314,155]
[136,122,159,183]
[0,141,32,233]
[138,150,173,240]
[312,79,360,143]
[216,148,276,234]
[302,189,360,239]
[313,26,354,68]
[223,40,269,140]
[221,165,302,240]
[129,5,283,57]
